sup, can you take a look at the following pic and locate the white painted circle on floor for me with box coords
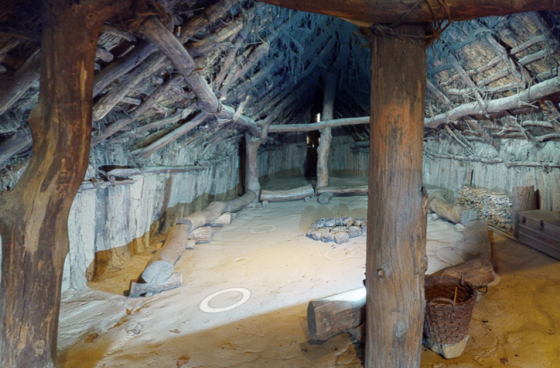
[199,288,251,313]
[324,248,356,260]
[250,225,276,234]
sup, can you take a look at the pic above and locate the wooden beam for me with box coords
[0,51,40,116]
[366,24,428,368]
[269,116,369,132]
[0,0,128,366]
[256,0,560,24]
[425,73,560,129]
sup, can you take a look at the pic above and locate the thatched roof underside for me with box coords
[0,1,559,187]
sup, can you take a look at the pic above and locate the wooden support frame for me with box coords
[0,1,128,367]
[317,72,337,189]
[365,24,429,368]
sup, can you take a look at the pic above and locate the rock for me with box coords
[335,217,345,226]
[343,216,353,227]
[309,229,325,241]
[317,192,334,204]
[185,238,196,250]
[325,217,336,227]
[348,226,361,238]
[334,232,350,244]
[332,226,346,233]
[431,213,439,221]
[315,218,326,228]
[361,223,367,236]
[455,223,465,232]
[461,209,478,226]
[262,200,269,208]
[303,196,311,202]
[231,213,237,220]
[425,335,469,359]
[309,222,318,230]
[353,218,364,226]
[321,231,334,242]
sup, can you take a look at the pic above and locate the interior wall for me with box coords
[423,138,560,212]
[258,132,307,182]
[328,133,368,177]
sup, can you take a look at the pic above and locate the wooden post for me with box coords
[317,72,337,188]
[245,133,261,197]
[512,185,537,237]
[365,24,429,368]
[0,1,125,367]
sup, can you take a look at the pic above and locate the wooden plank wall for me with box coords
[328,134,369,177]
[258,132,307,182]
[423,138,560,212]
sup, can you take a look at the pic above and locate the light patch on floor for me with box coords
[58,196,560,368]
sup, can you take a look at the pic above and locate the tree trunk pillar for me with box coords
[245,133,261,198]
[365,24,429,368]
[317,72,337,188]
[0,1,122,367]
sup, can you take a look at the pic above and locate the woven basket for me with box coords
[424,275,478,345]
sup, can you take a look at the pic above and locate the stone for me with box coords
[262,200,269,208]
[321,231,334,242]
[348,226,361,238]
[317,192,333,204]
[335,217,345,226]
[334,232,350,244]
[455,223,465,232]
[360,223,367,236]
[185,239,196,250]
[431,213,439,221]
[343,216,353,227]
[309,229,325,241]
[303,196,311,202]
[353,218,364,226]
[333,226,346,233]
[325,217,336,227]
[315,218,326,228]
[425,335,469,359]
[461,209,478,226]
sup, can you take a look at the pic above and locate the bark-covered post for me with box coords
[365,24,429,368]
[0,1,125,367]
[317,72,337,188]
[245,133,261,198]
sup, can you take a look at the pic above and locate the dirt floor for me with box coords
[57,192,560,368]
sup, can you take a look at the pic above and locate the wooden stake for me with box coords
[365,24,428,368]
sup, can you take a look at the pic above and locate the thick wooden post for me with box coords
[317,72,337,188]
[0,1,123,367]
[365,24,429,368]
[245,133,261,197]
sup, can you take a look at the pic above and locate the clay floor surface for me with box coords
[58,194,560,368]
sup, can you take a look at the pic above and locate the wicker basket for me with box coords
[424,275,478,345]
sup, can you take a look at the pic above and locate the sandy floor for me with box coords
[57,195,560,368]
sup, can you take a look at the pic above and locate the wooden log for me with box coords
[0,1,127,367]
[317,186,368,196]
[512,186,537,238]
[245,133,261,196]
[307,288,366,341]
[425,74,560,129]
[92,74,182,145]
[306,256,495,343]
[256,0,560,24]
[428,192,466,224]
[259,185,314,202]
[0,51,40,116]
[191,226,214,244]
[0,130,32,164]
[366,24,428,368]
[430,256,495,287]
[268,116,369,133]
[106,165,205,177]
[206,212,232,227]
[140,191,255,284]
[317,71,337,189]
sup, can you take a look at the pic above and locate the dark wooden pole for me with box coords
[365,24,429,368]
[0,1,125,367]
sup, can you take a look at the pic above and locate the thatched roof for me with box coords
[0,0,559,186]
